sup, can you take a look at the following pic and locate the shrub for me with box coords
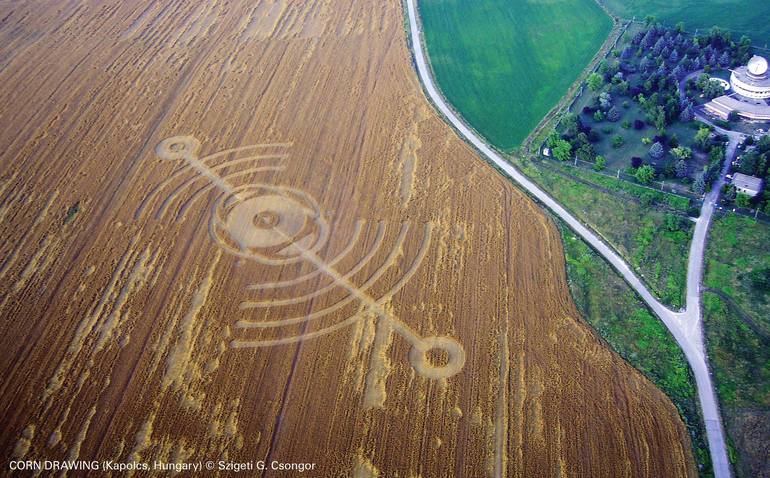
[587,72,604,91]
[582,106,595,115]
[553,139,572,161]
[635,165,655,184]
[631,156,643,168]
[612,135,625,148]
[649,142,665,159]
[671,146,692,160]
[736,193,752,208]
[675,159,688,178]
[594,110,605,122]
[594,155,607,171]
[633,119,646,130]
[607,107,621,122]
[621,120,631,129]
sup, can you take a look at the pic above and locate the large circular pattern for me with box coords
[210,185,329,265]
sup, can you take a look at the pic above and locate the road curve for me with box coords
[404,1,732,476]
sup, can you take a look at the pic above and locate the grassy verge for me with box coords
[703,213,770,477]
[521,158,692,308]
[556,219,712,476]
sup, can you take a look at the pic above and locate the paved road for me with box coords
[404,1,734,476]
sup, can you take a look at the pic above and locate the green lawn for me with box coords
[557,221,711,475]
[703,214,770,477]
[600,0,770,43]
[419,0,612,151]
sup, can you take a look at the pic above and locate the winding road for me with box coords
[405,1,735,476]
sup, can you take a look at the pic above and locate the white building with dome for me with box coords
[705,55,770,121]
[730,55,770,100]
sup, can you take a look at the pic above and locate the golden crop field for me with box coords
[0,1,696,476]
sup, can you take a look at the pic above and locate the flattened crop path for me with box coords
[405,0,733,476]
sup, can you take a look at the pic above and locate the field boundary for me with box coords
[521,19,630,156]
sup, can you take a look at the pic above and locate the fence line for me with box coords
[714,203,770,224]
[540,155,703,201]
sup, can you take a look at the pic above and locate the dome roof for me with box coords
[748,55,768,77]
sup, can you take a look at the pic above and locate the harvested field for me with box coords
[0,1,695,476]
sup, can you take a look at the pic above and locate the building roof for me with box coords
[748,55,768,77]
[732,172,764,192]
[711,95,770,120]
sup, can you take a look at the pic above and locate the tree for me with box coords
[703,80,725,99]
[639,56,651,71]
[649,142,665,159]
[675,159,688,178]
[594,155,606,171]
[577,143,595,162]
[599,92,612,110]
[696,73,711,90]
[635,165,655,184]
[736,193,752,208]
[694,127,711,150]
[587,72,603,91]
[718,51,731,67]
[679,103,694,122]
[562,113,581,138]
[692,56,702,70]
[669,49,679,64]
[693,174,706,194]
[671,146,692,161]
[607,107,620,122]
[652,106,667,132]
[546,130,560,149]
[723,185,736,201]
[553,140,572,161]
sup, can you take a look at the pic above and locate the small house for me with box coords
[732,172,764,197]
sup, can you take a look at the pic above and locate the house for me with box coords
[732,172,764,197]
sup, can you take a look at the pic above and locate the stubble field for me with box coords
[0,1,696,476]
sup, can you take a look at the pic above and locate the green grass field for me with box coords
[419,0,612,151]
[703,214,770,477]
[600,0,770,44]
